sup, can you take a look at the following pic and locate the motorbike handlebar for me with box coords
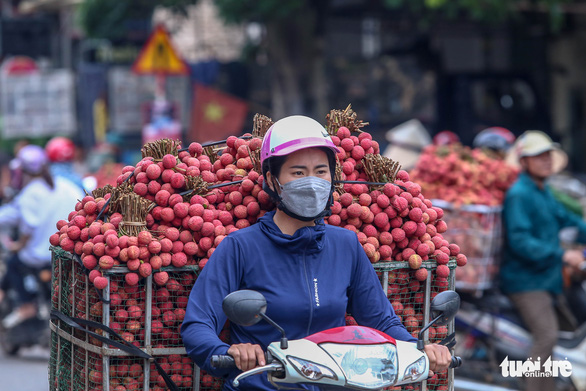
[211,354,236,369]
[211,354,463,371]
[210,354,462,369]
[449,356,462,369]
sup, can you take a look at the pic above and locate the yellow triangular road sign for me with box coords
[132,25,189,75]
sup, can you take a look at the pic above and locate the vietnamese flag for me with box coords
[189,83,248,143]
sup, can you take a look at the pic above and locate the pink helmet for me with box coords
[15,145,48,175]
[260,115,340,166]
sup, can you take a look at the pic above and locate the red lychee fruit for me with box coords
[436,220,448,233]
[414,267,428,281]
[88,269,101,283]
[456,253,467,267]
[408,254,422,269]
[99,255,114,269]
[416,243,430,257]
[139,262,152,278]
[448,243,460,256]
[125,273,140,286]
[391,228,406,242]
[154,272,169,286]
[93,276,108,290]
[402,221,417,236]
[337,126,351,138]
[436,264,450,278]
[162,154,177,169]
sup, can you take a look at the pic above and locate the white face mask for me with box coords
[276,176,332,220]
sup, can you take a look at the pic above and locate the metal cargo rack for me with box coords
[49,247,457,391]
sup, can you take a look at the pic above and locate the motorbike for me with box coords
[0,260,52,356]
[211,289,462,390]
[454,289,586,391]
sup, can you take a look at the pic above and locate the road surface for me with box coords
[0,345,49,391]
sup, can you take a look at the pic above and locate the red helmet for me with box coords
[46,137,75,162]
[433,130,460,146]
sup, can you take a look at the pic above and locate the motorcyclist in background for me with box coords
[1,139,31,203]
[472,126,516,159]
[45,136,86,191]
[501,131,586,391]
[0,145,82,328]
[432,130,460,146]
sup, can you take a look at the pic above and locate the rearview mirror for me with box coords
[222,290,267,327]
[430,290,460,326]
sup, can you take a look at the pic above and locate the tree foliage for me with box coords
[212,0,305,24]
[78,0,574,41]
[382,0,573,30]
[77,0,195,41]
[208,0,573,28]
[76,0,575,118]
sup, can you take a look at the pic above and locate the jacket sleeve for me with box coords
[347,236,416,343]
[504,191,564,268]
[180,236,244,377]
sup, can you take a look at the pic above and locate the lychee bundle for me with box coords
[50,108,465,391]
[323,107,466,278]
[410,143,519,206]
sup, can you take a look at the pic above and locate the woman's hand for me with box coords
[423,343,451,376]
[227,343,266,371]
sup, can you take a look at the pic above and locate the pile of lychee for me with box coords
[51,121,466,391]
[410,143,518,206]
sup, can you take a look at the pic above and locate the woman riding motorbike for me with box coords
[0,145,82,328]
[181,115,451,390]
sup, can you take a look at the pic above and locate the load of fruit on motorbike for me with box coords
[49,106,466,391]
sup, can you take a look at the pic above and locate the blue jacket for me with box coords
[500,172,586,294]
[181,210,415,390]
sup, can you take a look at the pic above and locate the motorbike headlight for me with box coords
[403,356,427,382]
[287,356,337,381]
[320,343,397,388]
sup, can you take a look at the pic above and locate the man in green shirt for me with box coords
[501,130,586,391]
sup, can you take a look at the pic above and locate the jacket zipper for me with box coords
[303,227,313,336]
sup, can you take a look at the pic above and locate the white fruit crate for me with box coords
[432,199,502,295]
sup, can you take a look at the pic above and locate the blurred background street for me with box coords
[0,345,49,390]
[2,1,586,391]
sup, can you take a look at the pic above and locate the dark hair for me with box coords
[262,154,288,180]
[41,165,54,190]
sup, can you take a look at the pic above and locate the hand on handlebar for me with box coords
[563,249,586,272]
[227,343,266,371]
[424,343,451,376]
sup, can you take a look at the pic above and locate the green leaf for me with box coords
[425,0,447,9]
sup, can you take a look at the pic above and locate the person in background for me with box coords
[0,145,83,327]
[1,139,31,203]
[500,130,586,391]
[472,126,516,159]
[45,136,86,190]
[0,150,11,204]
[432,130,460,146]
